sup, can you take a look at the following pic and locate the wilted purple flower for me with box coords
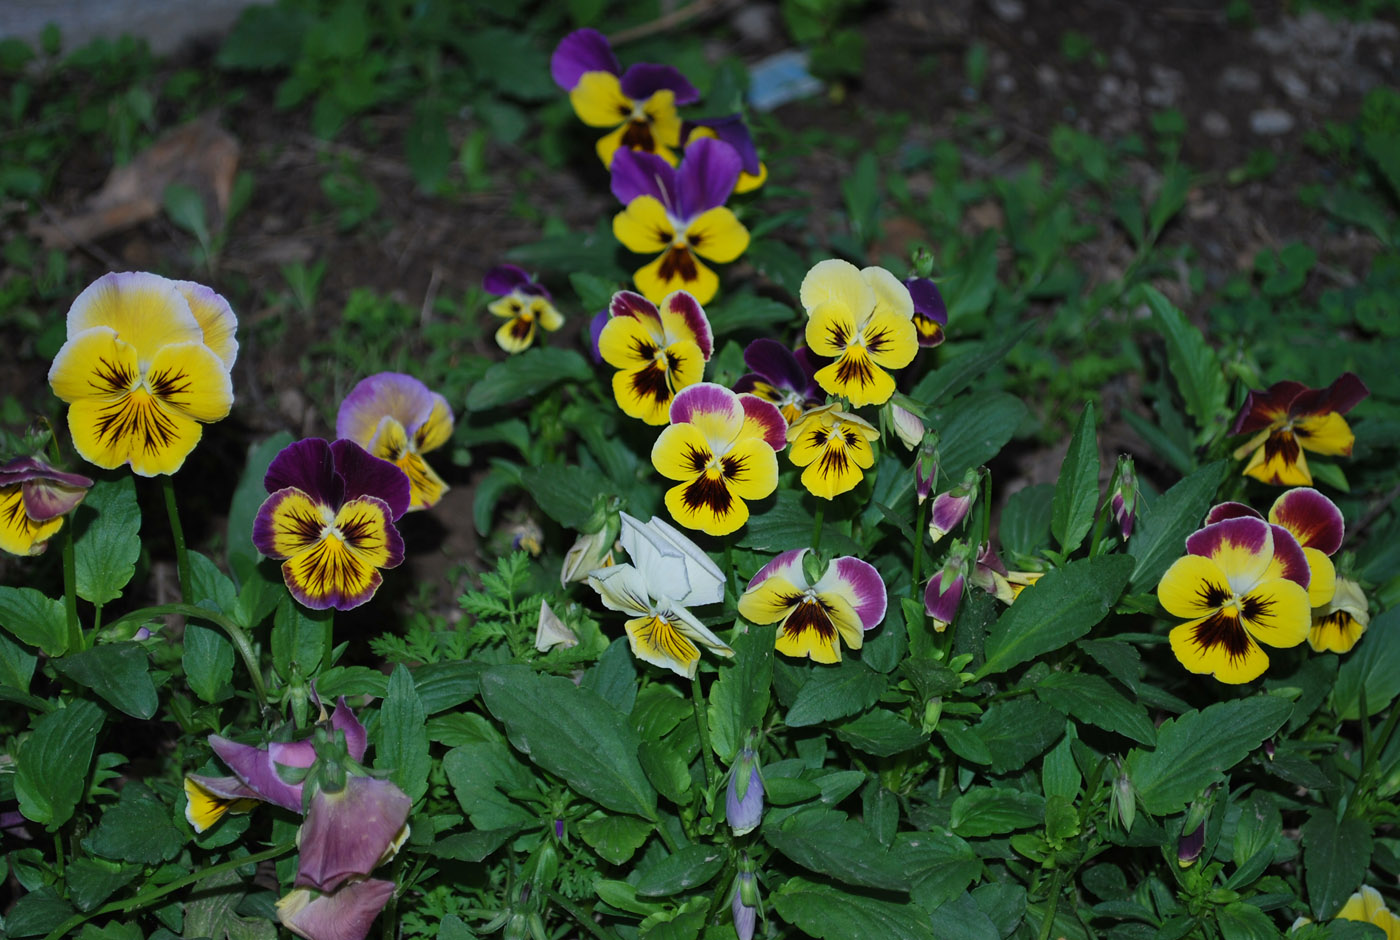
[296,776,412,893]
[1177,821,1205,868]
[726,748,764,836]
[732,869,759,940]
[904,277,948,347]
[733,339,823,425]
[0,456,93,557]
[969,543,1013,604]
[277,879,396,940]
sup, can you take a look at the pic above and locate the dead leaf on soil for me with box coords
[33,114,239,249]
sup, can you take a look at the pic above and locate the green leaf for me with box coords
[738,489,862,557]
[1332,607,1400,719]
[1051,402,1100,554]
[926,892,1000,940]
[189,550,238,616]
[841,151,881,244]
[0,631,37,692]
[1001,483,1054,557]
[15,699,104,828]
[413,661,484,715]
[1141,285,1227,438]
[407,98,452,192]
[65,857,139,913]
[376,665,430,803]
[1128,461,1228,591]
[466,347,592,411]
[1126,696,1293,815]
[942,230,998,323]
[442,739,536,832]
[909,324,1032,408]
[481,665,656,819]
[73,476,141,606]
[949,788,1045,838]
[428,828,513,863]
[1035,672,1156,745]
[709,628,773,763]
[1217,901,1283,940]
[773,876,935,940]
[1303,809,1373,920]
[785,660,886,727]
[976,555,1134,679]
[835,708,927,757]
[764,808,912,891]
[179,866,275,940]
[569,272,620,311]
[84,787,184,864]
[518,462,615,530]
[163,182,210,245]
[636,844,725,897]
[638,736,691,804]
[458,27,555,101]
[707,290,799,337]
[52,643,158,719]
[270,595,332,682]
[0,586,68,657]
[974,699,1064,774]
[577,813,653,865]
[227,432,293,583]
[935,392,1027,481]
[182,622,234,703]
[4,888,76,938]
[896,829,981,911]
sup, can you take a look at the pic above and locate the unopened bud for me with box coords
[1177,821,1205,868]
[1111,456,1138,541]
[727,748,764,836]
[889,403,924,451]
[1112,773,1135,833]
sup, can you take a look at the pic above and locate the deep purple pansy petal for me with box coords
[296,777,412,893]
[742,338,807,395]
[328,440,410,520]
[904,277,948,326]
[1229,380,1308,435]
[265,439,342,507]
[686,114,762,175]
[739,395,788,451]
[619,63,700,106]
[277,879,397,940]
[676,137,742,220]
[549,28,619,91]
[828,556,886,631]
[793,347,824,399]
[1289,372,1369,419]
[660,290,713,359]
[588,310,609,363]
[331,697,369,762]
[610,290,658,322]
[209,735,305,812]
[1269,487,1344,554]
[1268,524,1311,590]
[482,264,534,297]
[610,147,677,207]
[1203,501,1262,526]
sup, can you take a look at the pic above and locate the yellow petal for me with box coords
[282,531,383,610]
[1239,578,1311,649]
[495,315,537,354]
[570,71,631,128]
[664,474,750,536]
[614,197,674,255]
[533,298,565,332]
[1156,554,1232,620]
[737,575,802,625]
[721,436,779,501]
[1303,546,1336,608]
[861,309,919,371]
[861,265,914,321]
[1241,432,1313,486]
[625,613,701,678]
[1294,411,1355,457]
[799,258,875,319]
[67,272,202,363]
[686,207,749,264]
[264,488,332,558]
[488,296,527,320]
[1169,614,1270,684]
[0,486,62,556]
[68,392,204,476]
[805,301,861,359]
[599,313,663,370]
[634,250,718,306]
[174,280,239,371]
[183,777,257,833]
[145,342,234,423]
[414,398,454,453]
[652,423,714,482]
[814,351,897,408]
[639,91,682,151]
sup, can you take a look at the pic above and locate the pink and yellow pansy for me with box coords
[1157,516,1312,684]
[0,457,92,557]
[335,372,453,511]
[611,139,750,304]
[598,289,713,425]
[1230,373,1369,486]
[252,438,411,611]
[483,264,564,354]
[786,404,880,500]
[48,272,236,476]
[1204,487,1344,609]
[801,260,918,407]
[651,383,785,537]
[738,549,887,663]
[550,28,699,168]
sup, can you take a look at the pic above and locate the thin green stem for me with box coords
[912,496,928,589]
[811,505,824,555]
[654,818,682,854]
[106,603,266,706]
[61,521,83,653]
[545,888,611,940]
[92,602,104,635]
[723,542,738,607]
[52,830,65,879]
[43,840,295,940]
[692,675,718,791]
[161,475,193,604]
[1037,867,1065,940]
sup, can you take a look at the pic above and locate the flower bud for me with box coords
[1111,772,1135,833]
[1177,821,1205,868]
[732,868,760,940]
[534,600,579,652]
[969,543,1013,603]
[726,747,764,836]
[924,548,969,632]
[889,403,924,451]
[560,512,621,585]
[1110,456,1138,540]
[928,469,980,543]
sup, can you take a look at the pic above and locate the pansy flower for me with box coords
[483,265,564,354]
[335,373,453,511]
[598,290,713,425]
[1310,577,1370,654]
[252,439,411,611]
[1230,373,1369,486]
[889,402,925,450]
[611,139,750,304]
[739,548,886,663]
[1157,517,1311,684]
[0,457,92,557]
[683,114,768,193]
[586,512,732,678]
[732,339,823,425]
[904,276,948,347]
[1204,487,1344,608]
[652,383,785,536]
[277,878,397,940]
[925,550,969,632]
[786,404,880,500]
[48,272,236,476]
[801,260,918,407]
[550,28,699,167]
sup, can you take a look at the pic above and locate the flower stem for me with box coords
[61,520,83,654]
[811,505,824,554]
[912,496,928,590]
[161,475,194,604]
[1037,867,1065,940]
[545,888,611,940]
[42,840,296,940]
[692,674,717,791]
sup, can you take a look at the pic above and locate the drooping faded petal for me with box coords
[1184,517,1275,596]
[209,735,305,812]
[1168,613,1270,685]
[183,775,260,832]
[536,599,580,651]
[619,512,725,606]
[66,271,203,361]
[277,879,397,940]
[0,486,63,556]
[19,475,92,523]
[327,697,369,762]
[173,280,239,370]
[1268,487,1343,554]
[297,776,412,892]
[588,563,654,618]
[329,440,410,520]
[625,604,732,679]
[817,556,887,632]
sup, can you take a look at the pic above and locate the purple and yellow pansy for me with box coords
[651,383,785,536]
[1157,516,1312,684]
[904,276,948,348]
[598,289,714,425]
[786,404,880,500]
[0,457,92,557]
[1230,372,1369,486]
[48,272,236,477]
[732,338,823,426]
[611,138,750,304]
[550,28,699,168]
[683,114,767,193]
[483,264,564,354]
[335,372,453,511]
[1311,578,1370,654]
[1204,487,1344,609]
[738,548,886,663]
[800,260,918,407]
[252,438,411,611]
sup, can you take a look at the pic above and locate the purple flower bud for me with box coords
[732,870,758,940]
[1177,821,1205,868]
[924,554,968,632]
[726,748,764,836]
[276,879,396,940]
[928,470,979,543]
[915,452,938,505]
[889,403,924,451]
[1111,456,1138,540]
[295,776,412,893]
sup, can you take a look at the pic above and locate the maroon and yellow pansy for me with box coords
[598,290,713,425]
[738,548,887,663]
[786,404,880,500]
[1230,373,1368,486]
[335,373,453,511]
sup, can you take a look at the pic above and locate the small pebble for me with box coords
[990,0,1025,23]
[1220,66,1262,93]
[1202,111,1231,138]
[1249,108,1296,135]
